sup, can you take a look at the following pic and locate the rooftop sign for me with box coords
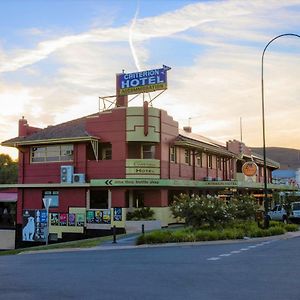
[117,66,171,96]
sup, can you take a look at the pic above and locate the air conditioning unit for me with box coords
[61,165,74,183]
[73,173,85,183]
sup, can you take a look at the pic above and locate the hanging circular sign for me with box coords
[242,161,258,177]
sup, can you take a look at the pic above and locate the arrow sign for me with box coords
[105,180,113,186]
[43,198,52,210]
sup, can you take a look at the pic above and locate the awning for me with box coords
[0,193,17,203]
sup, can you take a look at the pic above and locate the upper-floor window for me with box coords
[208,155,213,169]
[184,149,191,165]
[101,147,112,160]
[196,152,202,167]
[170,146,177,163]
[142,144,155,159]
[217,157,222,170]
[31,144,73,163]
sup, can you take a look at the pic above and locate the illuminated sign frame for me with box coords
[117,66,171,96]
[242,161,258,177]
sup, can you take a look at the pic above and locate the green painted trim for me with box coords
[91,178,298,191]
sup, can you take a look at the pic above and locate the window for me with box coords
[170,147,177,163]
[90,190,109,209]
[133,191,144,208]
[42,191,59,208]
[102,147,112,160]
[184,149,191,165]
[31,144,73,163]
[217,157,222,170]
[142,144,155,159]
[208,155,213,169]
[196,152,202,167]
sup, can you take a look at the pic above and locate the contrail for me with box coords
[129,1,141,71]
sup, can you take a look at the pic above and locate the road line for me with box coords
[207,257,220,261]
[230,250,241,254]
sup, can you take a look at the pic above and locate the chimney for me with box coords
[18,116,28,137]
[183,126,192,133]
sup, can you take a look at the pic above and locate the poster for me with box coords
[86,210,95,224]
[35,210,47,242]
[113,208,122,221]
[76,213,85,226]
[22,209,47,242]
[59,213,68,226]
[51,213,59,226]
[68,213,76,226]
[94,210,102,224]
[102,209,111,224]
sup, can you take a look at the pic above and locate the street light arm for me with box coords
[261,33,300,227]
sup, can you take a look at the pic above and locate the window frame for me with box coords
[31,144,73,163]
[142,144,156,159]
[42,191,59,208]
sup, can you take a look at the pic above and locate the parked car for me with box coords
[289,202,300,223]
[267,204,288,223]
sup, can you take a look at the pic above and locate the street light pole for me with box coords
[261,33,300,228]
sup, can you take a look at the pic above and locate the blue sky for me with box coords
[0,0,300,158]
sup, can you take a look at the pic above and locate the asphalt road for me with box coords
[1,236,300,300]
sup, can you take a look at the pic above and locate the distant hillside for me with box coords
[251,147,300,170]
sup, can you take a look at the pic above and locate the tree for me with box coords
[0,154,18,183]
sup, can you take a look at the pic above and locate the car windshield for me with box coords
[292,202,300,210]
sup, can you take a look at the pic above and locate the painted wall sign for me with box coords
[126,159,160,178]
[117,66,171,96]
[242,161,258,177]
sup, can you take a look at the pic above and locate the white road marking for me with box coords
[207,239,278,262]
[207,257,220,261]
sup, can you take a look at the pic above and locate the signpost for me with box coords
[42,197,52,246]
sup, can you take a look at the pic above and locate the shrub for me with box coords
[284,224,299,232]
[171,194,235,228]
[231,195,259,221]
[126,207,155,221]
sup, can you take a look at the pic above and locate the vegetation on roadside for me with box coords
[170,194,258,228]
[137,221,298,245]
[137,194,299,245]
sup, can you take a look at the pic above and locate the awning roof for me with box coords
[0,193,17,202]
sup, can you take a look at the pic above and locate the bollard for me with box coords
[112,225,117,243]
[142,224,145,235]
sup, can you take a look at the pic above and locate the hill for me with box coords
[251,147,300,170]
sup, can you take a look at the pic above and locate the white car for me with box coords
[289,202,300,223]
[267,204,288,223]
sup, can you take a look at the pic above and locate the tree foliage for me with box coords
[171,194,258,228]
[0,154,18,184]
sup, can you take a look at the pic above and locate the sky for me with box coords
[0,0,300,159]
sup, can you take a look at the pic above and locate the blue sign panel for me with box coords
[118,66,170,96]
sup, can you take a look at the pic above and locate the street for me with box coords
[0,236,300,300]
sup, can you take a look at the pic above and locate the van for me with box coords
[289,202,300,223]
